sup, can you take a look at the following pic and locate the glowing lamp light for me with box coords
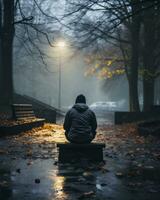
[57,40,66,48]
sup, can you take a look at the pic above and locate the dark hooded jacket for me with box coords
[63,103,97,143]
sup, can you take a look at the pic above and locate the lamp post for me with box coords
[57,40,66,110]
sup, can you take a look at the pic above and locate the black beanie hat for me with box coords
[75,94,86,104]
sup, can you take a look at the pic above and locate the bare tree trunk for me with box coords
[0,0,14,106]
[0,1,2,103]
[0,0,14,118]
[129,37,140,111]
[142,0,156,111]
[129,0,141,111]
[143,79,154,111]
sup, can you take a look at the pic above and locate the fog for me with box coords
[12,0,131,112]
[13,33,129,111]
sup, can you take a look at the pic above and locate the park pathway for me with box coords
[0,123,160,200]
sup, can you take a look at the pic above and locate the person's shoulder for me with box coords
[87,106,93,112]
[66,107,75,114]
[87,108,96,115]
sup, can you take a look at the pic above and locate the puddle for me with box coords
[1,122,160,200]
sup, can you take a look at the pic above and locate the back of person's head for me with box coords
[75,94,86,104]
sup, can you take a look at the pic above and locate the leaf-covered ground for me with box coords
[0,123,160,200]
[0,118,42,126]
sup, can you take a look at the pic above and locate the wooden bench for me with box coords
[57,143,105,163]
[0,104,45,136]
[12,104,36,120]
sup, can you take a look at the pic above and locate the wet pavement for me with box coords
[0,123,160,200]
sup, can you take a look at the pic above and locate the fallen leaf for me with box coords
[96,184,102,190]
[0,149,8,154]
[27,161,33,165]
[26,150,32,156]
[0,181,9,187]
[101,167,109,173]
[116,172,124,178]
[149,189,158,193]
[101,183,107,186]
[53,161,58,165]
[16,168,21,173]
[82,172,94,180]
[78,191,95,199]
[35,178,40,184]
[144,166,154,170]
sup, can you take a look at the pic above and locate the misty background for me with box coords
[12,0,160,112]
[13,33,129,110]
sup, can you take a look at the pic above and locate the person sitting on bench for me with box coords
[63,94,97,143]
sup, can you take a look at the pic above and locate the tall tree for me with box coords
[142,0,160,111]
[0,0,58,116]
[0,0,2,105]
[0,0,14,106]
[128,0,141,111]
[64,0,160,111]
[64,0,142,111]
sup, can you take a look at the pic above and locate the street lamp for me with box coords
[56,40,66,110]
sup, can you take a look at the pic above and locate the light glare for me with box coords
[57,41,66,48]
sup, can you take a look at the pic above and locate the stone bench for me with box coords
[57,143,105,163]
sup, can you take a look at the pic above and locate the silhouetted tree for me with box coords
[0,0,57,115]
[141,0,160,111]
[0,0,14,107]
[64,0,160,111]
